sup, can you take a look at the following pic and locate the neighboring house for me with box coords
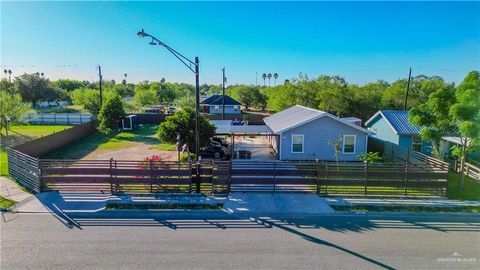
[440,136,479,160]
[200,95,242,115]
[264,105,370,161]
[365,110,431,155]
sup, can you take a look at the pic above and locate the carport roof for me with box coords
[211,120,273,135]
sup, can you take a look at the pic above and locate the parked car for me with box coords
[200,143,226,159]
[212,136,229,147]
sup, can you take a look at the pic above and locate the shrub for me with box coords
[98,94,126,134]
[357,152,384,163]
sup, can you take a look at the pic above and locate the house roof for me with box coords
[442,136,472,146]
[200,95,241,106]
[365,110,421,135]
[264,105,370,134]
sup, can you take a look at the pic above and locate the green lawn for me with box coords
[1,124,72,176]
[46,124,176,159]
[447,171,480,200]
[0,195,16,209]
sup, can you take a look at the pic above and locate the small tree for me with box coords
[158,108,216,150]
[0,92,30,136]
[328,135,342,170]
[97,94,126,134]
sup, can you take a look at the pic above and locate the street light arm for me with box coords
[138,29,197,74]
[162,44,197,74]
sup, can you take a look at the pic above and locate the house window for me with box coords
[291,134,304,153]
[214,105,219,112]
[412,135,422,152]
[233,106,238,111]
[343,135,356,154]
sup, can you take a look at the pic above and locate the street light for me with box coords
[136,29,201,162]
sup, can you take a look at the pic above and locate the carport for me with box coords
[211,120,279,160]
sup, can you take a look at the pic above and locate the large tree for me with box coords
[14,73,64,106]
[449,71,480,188]
[158,108,216,150]
[410,71,479,188]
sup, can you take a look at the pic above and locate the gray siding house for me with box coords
[264,105,370,161]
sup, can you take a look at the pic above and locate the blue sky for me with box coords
[1,1,479,85]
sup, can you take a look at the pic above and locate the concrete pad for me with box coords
[224,193,334,214]
[0,177,33,203]
[13,192,110,213]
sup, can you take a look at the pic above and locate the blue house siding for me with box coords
[367,117,399,144]
[398,135,413,149]
[279,116,367,161]
[208,105,241,115]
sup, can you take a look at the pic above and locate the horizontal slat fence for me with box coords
[40,160,230,195]
[454,160,480,181]
[23,113,93,125]
[6,148,42,192]
[231,160,447,196]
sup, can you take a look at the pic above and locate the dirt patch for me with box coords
[82,143,178,161]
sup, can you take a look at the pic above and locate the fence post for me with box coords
[364,161,368,195]
[315,159,320,194]
[325,162,329,194]
[149,159,154,193]
[37,158,43,193]
[41,113,44,124]
[211,160,215,194]
[109,158,114,193]
[273,162,276,192]
[465,163,470,177]
[188,161,192,193]
[80,114,83,124]
[404,162,409,196]
[227,161,232,194]
[54,113,56,124]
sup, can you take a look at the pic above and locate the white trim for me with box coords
[365,111,399,135]
[291,134,304,153]
[342,135,356,154]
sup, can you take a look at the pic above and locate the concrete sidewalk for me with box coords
[325,197,480,207]
[224,193,334,214]
[0,177,33,203]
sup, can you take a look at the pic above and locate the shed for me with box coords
[365,110,431,155]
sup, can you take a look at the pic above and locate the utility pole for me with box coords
[98,65,103,107]
[403,67,412,111]
[222,67,226,120]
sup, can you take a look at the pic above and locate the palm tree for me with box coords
[267,73,272,86]
[262,73,267,86]
[123,73,128,85]
[8,70,12,82]
[40,72,44,77]
[273,73,278,86]
[3,69,7,79]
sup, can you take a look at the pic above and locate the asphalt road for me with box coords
[1,211,479,270]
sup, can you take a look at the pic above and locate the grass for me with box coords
[1,124,72,176]
[331,204,480,213]
[0,196,17,209]
[446,171,480,200]
[46,124,176,159]
[149,143,177,151]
